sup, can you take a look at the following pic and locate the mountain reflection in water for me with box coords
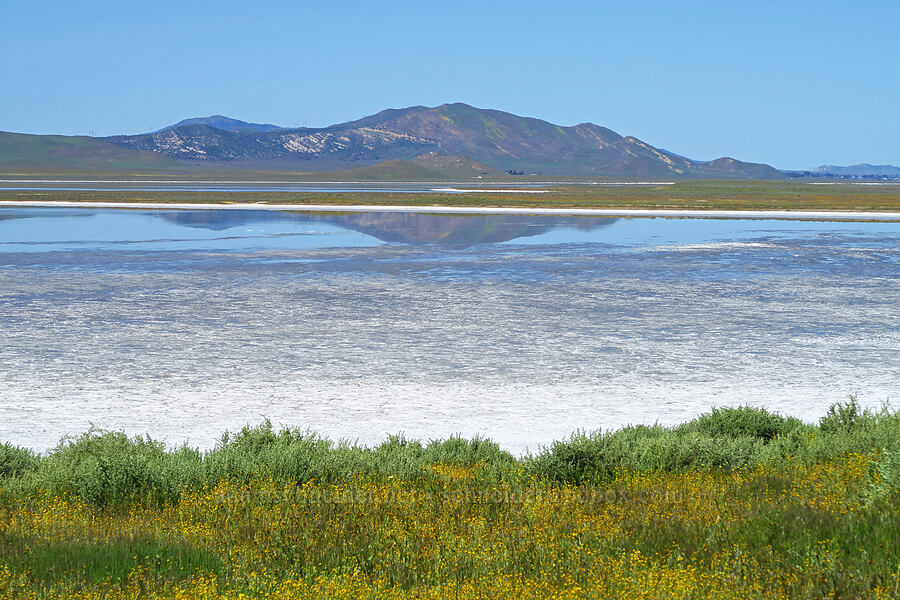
[152,210,618,246]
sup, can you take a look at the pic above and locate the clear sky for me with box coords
[2,0,898,170]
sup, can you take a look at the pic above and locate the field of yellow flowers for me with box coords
[1,403,898,599]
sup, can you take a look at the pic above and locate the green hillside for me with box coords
[0,131,180,172]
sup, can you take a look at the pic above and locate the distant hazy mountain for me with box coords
[157,115,284,133]
[812,164,900,177]
[103,103,784,179]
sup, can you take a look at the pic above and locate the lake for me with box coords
[0,206,897,453]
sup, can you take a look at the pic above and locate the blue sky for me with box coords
[1,0,898,170]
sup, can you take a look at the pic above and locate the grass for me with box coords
[0,532,221,587]
[1,400,899,598]
[1,179,900,212]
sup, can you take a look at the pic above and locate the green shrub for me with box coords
[820,396,864,432]
[873,448,900,498]
[422,435,514,467]
[680,406,803,441]
[526,425,776,483]
[527,433,615,484]
[204,423,515,484]
[371,434,427,479]
[204,420,337,483]
[15,429,202,506]
[3,403,898,506]
[0,442,38,479]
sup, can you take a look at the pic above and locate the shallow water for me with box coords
[1,207,897,453]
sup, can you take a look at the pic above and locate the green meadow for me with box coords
[2,179,900,212]
[1,400,898,599]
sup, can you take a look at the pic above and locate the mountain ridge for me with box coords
[102,103,785,179]
[155,115,284,133]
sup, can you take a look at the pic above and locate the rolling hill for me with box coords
[0,131,180,172]
[326,152,499,181]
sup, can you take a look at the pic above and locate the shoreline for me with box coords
[3,200,900,220]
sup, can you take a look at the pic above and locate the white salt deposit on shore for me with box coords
[2,200,899,221]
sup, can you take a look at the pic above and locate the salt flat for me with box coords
[0,207,896,453]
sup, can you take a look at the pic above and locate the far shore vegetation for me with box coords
[1,399,898,598]
[1,179,900,213]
